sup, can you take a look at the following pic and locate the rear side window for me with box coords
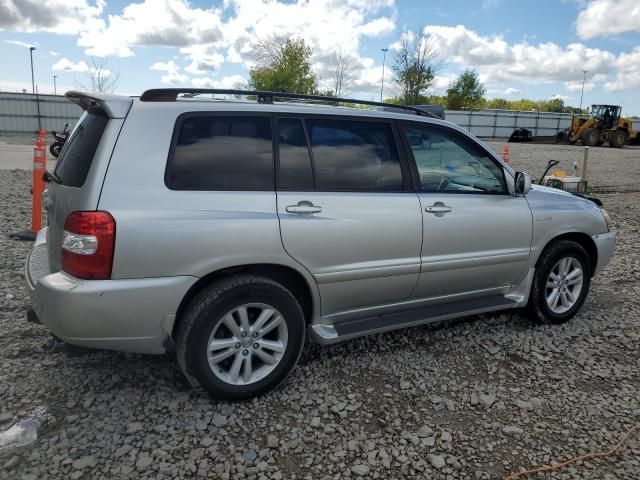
[166,115,273,190]
[54,110,108,187]
[306,119,402,191]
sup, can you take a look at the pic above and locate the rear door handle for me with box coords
[286,201,322,215]
[425,203,452,214]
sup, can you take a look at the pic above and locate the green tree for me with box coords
[392,29,443,104]
[445,69,486,110]
[484,98,510,110]
[248,36,318,94]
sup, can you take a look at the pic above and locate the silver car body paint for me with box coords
[26,93,615,353]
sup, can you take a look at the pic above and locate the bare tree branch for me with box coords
[78,57,120,93]
[326,49,357,97]
[249,34,290,68]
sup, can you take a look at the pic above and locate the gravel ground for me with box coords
[1,143,639,480]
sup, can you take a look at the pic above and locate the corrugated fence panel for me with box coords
[0,92,578,138]
[0,92,83,134]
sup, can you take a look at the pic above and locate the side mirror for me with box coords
[514,171,531,195]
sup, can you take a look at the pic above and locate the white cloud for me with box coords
[77,0,224,58]
[71,0,395,94]
[487,87,522,97]
[424,25,616,85]
[191,74,247,89]
[52,57,89,72]
[550,94,572,101]
[0,0,105,35]
[575,0,640,39]
[49,50,61,56]
[5,39,37,48]
[150,60,188,84]
[606,47,640,91]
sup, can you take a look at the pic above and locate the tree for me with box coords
[326,49,356,97]
[248,36,318,94]
[392,29,443,104]
[541,98,566,113]
[446,69,486,110]
[79,57,119,93]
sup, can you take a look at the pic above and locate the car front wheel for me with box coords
[528,240,591,324]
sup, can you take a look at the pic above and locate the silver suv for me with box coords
[26,89,615,400]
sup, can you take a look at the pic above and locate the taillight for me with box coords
[61,211,115,280]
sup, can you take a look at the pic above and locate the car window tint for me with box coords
[404,125,506,194]
[166,115,273,190]
[54,110,108,187]
[306,119,402,191]
[278,118,314,190]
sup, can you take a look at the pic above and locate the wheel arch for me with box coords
[536,232,597,277]
[171,263,318,339]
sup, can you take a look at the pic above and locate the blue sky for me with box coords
[2,0,640,114]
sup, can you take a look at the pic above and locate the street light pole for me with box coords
[29,47,36,94]
[53,75,58,95]
[579,69,588,112]
[380,48,389,102]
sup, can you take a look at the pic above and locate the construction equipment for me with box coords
[564,104,639,148]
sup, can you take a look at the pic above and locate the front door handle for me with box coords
[286,201,322,215]
[425,202,452,214]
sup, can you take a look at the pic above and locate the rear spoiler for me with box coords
[65,91,132,119]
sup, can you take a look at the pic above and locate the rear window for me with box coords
[54,110,108,187]
[166,115,273,191]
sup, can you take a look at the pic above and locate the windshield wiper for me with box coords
[43,170,63,184]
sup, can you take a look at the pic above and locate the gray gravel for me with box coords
[1,142,640,479]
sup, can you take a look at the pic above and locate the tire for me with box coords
[528,240,591,324]
[608,130,626,148]
[580,128,599,147]
[595,140,604,147]
[49,143,62,158]
[175,275,305,400]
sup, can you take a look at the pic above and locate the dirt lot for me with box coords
[1,142,639,480]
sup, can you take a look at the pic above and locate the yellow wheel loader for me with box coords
[566,105,639,148]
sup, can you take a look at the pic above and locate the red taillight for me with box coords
[61,211,116,280]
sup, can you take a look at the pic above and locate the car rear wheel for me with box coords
[176,275,305,400]
[528,240,591,324]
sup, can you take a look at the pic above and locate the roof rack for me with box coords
[139,88,439,119]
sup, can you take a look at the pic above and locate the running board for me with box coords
[310,295,518,344]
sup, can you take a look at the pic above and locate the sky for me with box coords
[1,0,640,114]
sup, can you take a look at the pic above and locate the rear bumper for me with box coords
[26,230,197,354]
[592,232,616,275]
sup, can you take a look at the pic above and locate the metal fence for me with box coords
[0,92,82,134]
[446,109,573,138]
[1,91,575,138]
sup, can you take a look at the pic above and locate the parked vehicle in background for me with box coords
[25,89,615,400]
[565,104,639,147]
[49,122,71,158]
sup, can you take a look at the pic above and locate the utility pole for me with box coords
[29,46,36,94]
[579,69,588,112]
[53,75,58,95]
[380,48,389,102]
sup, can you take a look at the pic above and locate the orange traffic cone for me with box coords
[502,145,510,164]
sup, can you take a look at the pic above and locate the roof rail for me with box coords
[139,88,439,119]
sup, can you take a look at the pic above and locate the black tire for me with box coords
[595,140,604,147]
[580,128,599,147]
[175,275,305,400]
[49,143,62,158]
[528,240,591,324]
[608,130,626,148]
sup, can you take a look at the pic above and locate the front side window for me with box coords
[403,124,506,194]
[166,115,273,190]
[306,119,403,191]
